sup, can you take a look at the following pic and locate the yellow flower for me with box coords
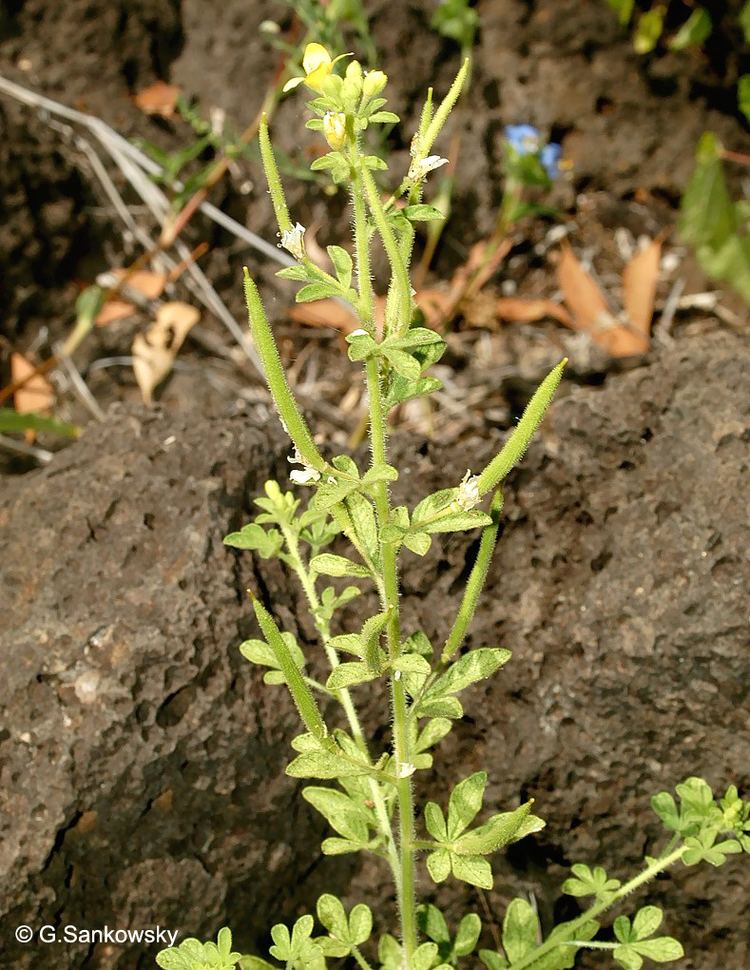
[283,43,350,94]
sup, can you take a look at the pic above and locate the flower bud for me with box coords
[322,111,348,151]
[362,70,387,99]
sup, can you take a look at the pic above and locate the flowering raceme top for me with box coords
[283,43,352,93]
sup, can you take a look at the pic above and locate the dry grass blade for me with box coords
[132,302,200,404]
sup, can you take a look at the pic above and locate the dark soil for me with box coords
[2,0,750,968]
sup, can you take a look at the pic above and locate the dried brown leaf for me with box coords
[132,301,200,404]
[622,238,661,339]
[288,299,359,335]
[496,297,573,328]
[96,300,137,326]
[114,269,168,301]
[133,81,181,118]
[11,352,53,414]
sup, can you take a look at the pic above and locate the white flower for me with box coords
[280,222,306,260]
[350,328,368,337]
[290,467,321,485]
[396,762,416,779]
[408,154,449,181]
[456,469,481,511]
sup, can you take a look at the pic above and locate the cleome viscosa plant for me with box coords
[156,44,750,970]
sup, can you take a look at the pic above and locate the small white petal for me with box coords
[280,222,307,260]
[290,468,320,485]
[397,762,416,779]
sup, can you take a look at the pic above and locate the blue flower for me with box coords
[540,142,562,179]
[504,124,541,155]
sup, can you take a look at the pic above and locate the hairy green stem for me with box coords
[279,522,399,883]
[508,846,687,970]
[365,356,418,964]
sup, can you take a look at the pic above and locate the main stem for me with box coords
[280,523,400,886]
[366,358,418,965]
[352,144,418,964]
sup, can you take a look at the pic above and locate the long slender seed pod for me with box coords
[244,269,325,470]
[259,114,293,235]
[441,488,503,664]
[476,359,567,496]
[250,592,328,741]
[421,59,469,159]
[362,167,412,337]
[417,87,434,144]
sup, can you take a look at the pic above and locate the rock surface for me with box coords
[2,329,749,969]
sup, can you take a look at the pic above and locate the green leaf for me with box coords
[431,647,512,697]
[0,408,79,438]
[327,245,353,288]
[738,75,750,124]
[322,836,368,855]
[425,801,448,840]
[632,906,663,940]
[562,863,622,902]
[633,937,684,962]
[682,828,742,866]
[613,946,643,970]
[415,718,453,753]
[393,655,432,675]
[421,509,492,534]
[536,919,599,970]
[303,787,372,842]
[296,281,341,302]
[369,110,401,123]
[239,958,276,970]
[426,847,451,883]
[403,204,445,222]
[286,750,367,779]
[239,632,305,680]
[326,661,378,689]
[310,553,370,578]
[502,898,539,963]
[361,611,389,672]
[382,346,422,380]
[275,265,311,282]
[454,913,482,956]
[606,0,634,25]
[450,853,493,889]
[413,488,458,523]
[346,330,377,361]
[317,893,348,939]
[479,950,508,970]
[669,8,711,50]
[414,942,439,970]
[447,771,487,837]
[634,7,664,53]
[740,1,750,43]
[349,903,373,945]
[224,523,284,558]
[403,531,432,555]
[418,903,450,945]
